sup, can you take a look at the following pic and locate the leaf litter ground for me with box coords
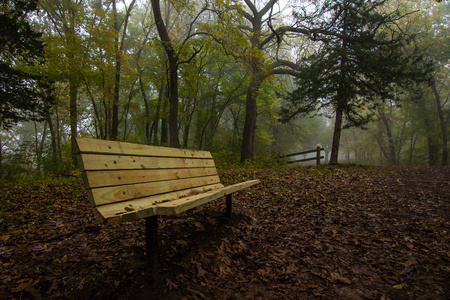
[0,166,449,299]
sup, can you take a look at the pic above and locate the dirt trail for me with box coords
[1,166,449,299]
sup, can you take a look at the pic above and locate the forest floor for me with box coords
[0,165,449,299]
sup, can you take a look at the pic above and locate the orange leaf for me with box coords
[0,235,11,241]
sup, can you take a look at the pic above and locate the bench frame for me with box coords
[143,193,235,280]
[76,138,259,281]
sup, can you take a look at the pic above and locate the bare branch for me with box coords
[243,0,258,18]
[178,46,204,65]
[260,0,277,17]
[270,59,302,77]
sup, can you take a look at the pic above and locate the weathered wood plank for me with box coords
[78,154,215,171]
[90,175,222,206]
[155,180,260,215]
[95,180,259,224]
[84,167,218,188]
[77,138,260,225]
[95,183,225,224]
[76,137,211,158]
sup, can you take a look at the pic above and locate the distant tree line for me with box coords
[0,0,448,179]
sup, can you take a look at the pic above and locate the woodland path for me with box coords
[1,166,449,299]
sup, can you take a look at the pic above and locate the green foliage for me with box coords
[0,0,53,128]
[0,150,67,182]
[39,152,66,176]
[282,0,433,128]
[0,0,445,178]
[242,154,288,170]
[0,141,34,181]
[212,150,240,170]
[213,149,288,171]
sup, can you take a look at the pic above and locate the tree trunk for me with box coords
[194,107,204,149]
[428,137,440,166]
[111,0,121,140]
[408,135,417,165]
[111,64,120,140]
[418,94,439,166]
[230,105,242,153]
[330,2,349,165]
[151,0,180,148]
[111,0,136,140]
[69,79,78,166]
[237,0,276,163]
[139,75,151,143]
[161,91,169,145]
[183,123,190,149]
[41,0,79,165]
[240,76,262,163]
[55,104,62,162]
[168,58,180,148]
[373,132,389,164]
[330,107,343,164]
[378,110,397,165]
[152,79,165,144]
[45,105,57,157]
[431,82,448,166]
[37,121,48,171]
[67,10,79,166]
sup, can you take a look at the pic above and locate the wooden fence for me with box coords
[281,146,325,165]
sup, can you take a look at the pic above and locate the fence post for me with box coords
[316,147,321,165]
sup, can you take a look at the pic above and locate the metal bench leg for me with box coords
[145,215,158,284]
[226,194,232,219]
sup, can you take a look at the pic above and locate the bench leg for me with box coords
[226,194,232,219]
[145,215,158,284]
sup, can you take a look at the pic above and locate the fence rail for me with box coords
[281,146,324,165]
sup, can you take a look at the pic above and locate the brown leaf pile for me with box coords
[1,166,449,299]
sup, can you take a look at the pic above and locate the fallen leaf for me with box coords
[330,272,352,284]
[0,235,11,241]
[166,279,178,290]
[194,222,205,231]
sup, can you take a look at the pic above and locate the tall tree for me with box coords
[282,0,432,163]
[213,0,330,162]
[380,0,448,166]
[111,0,137,140]
[238,0,277,163]
[0,0,52,129]
[1,0,53,172]
[40,0,84,163]
[150,0,206,148]
[418,1,449,165]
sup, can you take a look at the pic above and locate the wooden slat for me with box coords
[76,137,211,158]
[76,138,261,225]
[78,154,215,172]
[89,175,222,206]
[156,180,260,215]
[95,183,225,224]
[84,167,218,188]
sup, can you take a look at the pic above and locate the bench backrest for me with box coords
[76,138,224,210]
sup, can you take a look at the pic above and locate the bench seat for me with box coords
[76,138,259,224]
[94,180,258,224]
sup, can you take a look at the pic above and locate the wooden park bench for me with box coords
[76,137,259,280]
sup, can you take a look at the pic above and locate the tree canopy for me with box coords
[0,0,52,129]
[281,0,433,163]
[0,0,447,178]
